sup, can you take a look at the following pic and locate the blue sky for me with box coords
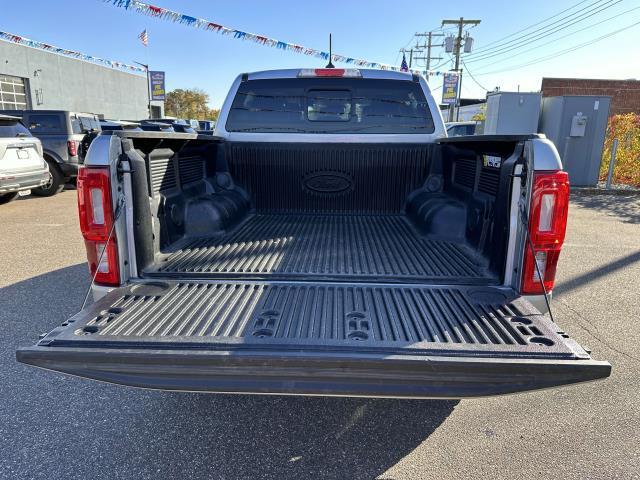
[3,0,639,107]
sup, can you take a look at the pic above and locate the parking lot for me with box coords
[1,190,639,480]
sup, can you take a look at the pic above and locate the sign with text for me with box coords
[149,71,166,101]
[441,73,459,105]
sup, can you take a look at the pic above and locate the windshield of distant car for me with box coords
[447,124,476,137]
[226,78,435,134]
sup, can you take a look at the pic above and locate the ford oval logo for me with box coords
[303,171,352,194]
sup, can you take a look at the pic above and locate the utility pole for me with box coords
[398,48,414,68]
[413,32,443,75]
[441,17,481,121]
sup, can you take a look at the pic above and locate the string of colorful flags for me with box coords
[102,0,449,75]
[0,31,147,73]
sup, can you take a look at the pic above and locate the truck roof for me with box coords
[0,114,22,122]
[246,68,418,81]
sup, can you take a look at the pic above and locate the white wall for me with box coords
[0,40,162,119]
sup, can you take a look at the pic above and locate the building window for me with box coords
[0,74,30,110]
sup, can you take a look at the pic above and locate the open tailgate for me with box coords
[17,281,610,398]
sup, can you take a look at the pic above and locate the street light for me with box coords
[133,61,151,119]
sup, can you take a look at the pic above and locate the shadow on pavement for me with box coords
[554,249,640,296]
[1,264,457,480]
[571,191,640,224]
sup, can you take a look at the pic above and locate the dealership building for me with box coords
[0,39,164,119]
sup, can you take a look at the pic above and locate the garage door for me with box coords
[0,74,29,110]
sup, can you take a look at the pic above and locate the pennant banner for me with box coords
[0,30,147,73]
[102,0,447,75]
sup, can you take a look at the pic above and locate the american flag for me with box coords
[138,29,148,46]
[400,53,409,72]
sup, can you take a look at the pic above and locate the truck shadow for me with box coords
[3,264,457,480]
[133,393,457,480]
[571,191,640,224]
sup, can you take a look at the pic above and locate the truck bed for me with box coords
[146,213,495,283]
[16,133,611,398]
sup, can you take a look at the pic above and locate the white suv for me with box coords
[0,114,50,204]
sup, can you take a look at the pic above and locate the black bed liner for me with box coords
[17,280,610,397]
[147,214,495,284]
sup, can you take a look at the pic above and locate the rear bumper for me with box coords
[16,346,611,399]
[59,160,79,178]
[0,168,50,193]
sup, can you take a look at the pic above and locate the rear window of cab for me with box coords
[0,120,31,137]
[226,78,435,134]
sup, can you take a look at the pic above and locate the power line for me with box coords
[461,59,489,91]
[430,53,454,71]
[468,4,640,68]
[470,0,609,56]
[466,0,623,64]
[395,34,418,64]
[413,32,444,71]
[468,0,622,59]
[470,0,593,53]
[474,18,640,76]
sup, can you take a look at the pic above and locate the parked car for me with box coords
[0,115,50,204]
[145,117,189,126]
[198,120,215,130]
[186,119,200,130]
[137,121,175,132]
[138,118,196,133]
[98,120,142,132]
[445,120,479,137]
[18,68,611,398]
[0,110,101,196]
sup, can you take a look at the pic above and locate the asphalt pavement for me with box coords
[0,190,638,480]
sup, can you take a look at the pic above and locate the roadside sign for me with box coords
[442,73,459,105]
[149,71,166,101]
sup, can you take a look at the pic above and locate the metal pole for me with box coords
[145,67,151,119]
[449,19,464,122]
[426,32,433,72]
[456,68,463,121]
[442,18,480,122]
[605,138,619,190]
[134,61,152,119]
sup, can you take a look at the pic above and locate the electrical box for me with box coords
[484,91,542,135]
[570,113,588,137]
[539,96,611,187]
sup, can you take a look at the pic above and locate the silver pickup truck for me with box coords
[18,68,610,398]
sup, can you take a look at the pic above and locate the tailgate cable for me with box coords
[519,203,556,324]
[80,196,126,310]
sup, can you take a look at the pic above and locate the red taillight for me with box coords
[67,140,78,157]
[77,166,120,286]
[298,68,361,78]
[314,68,345,77]
[522,171,570,295]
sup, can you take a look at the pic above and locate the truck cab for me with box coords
[17,68,610,398]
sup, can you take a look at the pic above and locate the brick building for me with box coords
[541,78,640,116]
